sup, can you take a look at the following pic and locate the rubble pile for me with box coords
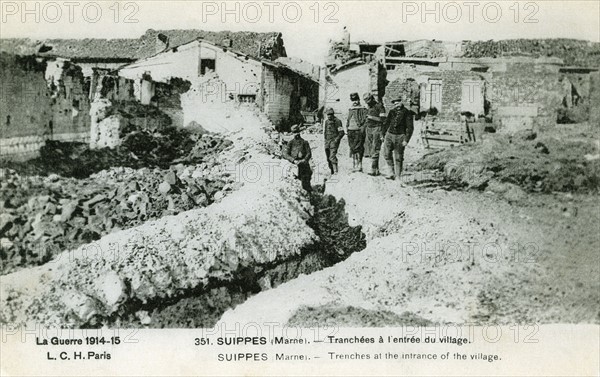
[462,39,600,67]
[414,129,600,194]
[4,127,232,178]
[327,41,359,67]
[0,143,235,275]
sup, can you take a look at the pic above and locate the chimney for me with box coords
[222,38,233,48]
[156,33,170,53]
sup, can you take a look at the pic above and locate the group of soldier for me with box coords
[283,92,414,192]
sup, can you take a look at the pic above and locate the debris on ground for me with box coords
[3,126,232,178]
[0,162,235,274]
[0,127,235,274]
[413,125,600,193]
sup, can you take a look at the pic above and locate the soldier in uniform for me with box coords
[363,93,386,176]
[283,124,313,192]
[346,92,367,172]
[382,96,414,181]
[322,108,345,175]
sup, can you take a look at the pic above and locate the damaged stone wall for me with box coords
[89,70,136,149]
[89,71,188,149]
[0,54,90,160]
[488,63,563,130]
[119,40,262,96]
[44,59,91,139]
[153,78,192,129]
[557,70,600,124]
[0,54,52,159]
[118,40,262,124]
[89,100,121,149]
[90,69,135,102]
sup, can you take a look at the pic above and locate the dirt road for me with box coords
[221,133,600,326]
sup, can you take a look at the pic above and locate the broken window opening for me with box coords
[200,59,216,75]
[421,80,442,114]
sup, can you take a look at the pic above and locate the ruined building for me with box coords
[0,30,319,159]
[117,37,319,129]
[325,35,599,135]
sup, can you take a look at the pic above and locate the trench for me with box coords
[84,186,367,328]
[2,106,369,327]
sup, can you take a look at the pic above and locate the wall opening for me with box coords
[421,79,442,113]
[200,59,216,75]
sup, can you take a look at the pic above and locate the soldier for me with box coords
[363,93,386,176]
[346,92,367,172]
[283,124,313,192]
[322,107,345,175]
[382,96,414,181]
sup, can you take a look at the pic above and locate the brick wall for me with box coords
[426,71,486,120]
[262,65,294,127]
[383,77,420,107]
[261,66,319,129]
[488,69,562,125]
[386,69,485,121]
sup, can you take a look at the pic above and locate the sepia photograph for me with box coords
[0,1,599,375]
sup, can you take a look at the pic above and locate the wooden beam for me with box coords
[385,45,403,56]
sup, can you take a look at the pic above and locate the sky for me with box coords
[1,1,599,64]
